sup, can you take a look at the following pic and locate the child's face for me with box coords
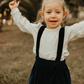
[40,1,67,29]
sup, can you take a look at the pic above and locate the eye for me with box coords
[56,11,60,13]
[47,11,51,14]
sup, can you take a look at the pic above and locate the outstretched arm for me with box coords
[66,21,84,42]
[9,0,42,35]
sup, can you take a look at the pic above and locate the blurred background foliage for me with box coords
[0,0,84,31]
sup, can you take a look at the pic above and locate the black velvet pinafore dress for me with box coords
[28,26,71,84]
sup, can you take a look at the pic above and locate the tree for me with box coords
[0,0,11,32]
[65,0,84,18]
[0,0,41,22]
[0,0,41,32]
[18,0,41,22]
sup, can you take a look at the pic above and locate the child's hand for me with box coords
[9,0,20,10]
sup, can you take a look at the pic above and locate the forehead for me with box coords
[44,1,63,11]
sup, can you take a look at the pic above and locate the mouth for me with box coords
[50,21,57,22]
[50,19,57,22]
[49,20,57,24]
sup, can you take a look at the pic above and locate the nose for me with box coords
[51,12,56,18]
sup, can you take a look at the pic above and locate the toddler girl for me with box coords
[9,0,84,84]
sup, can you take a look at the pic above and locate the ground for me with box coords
[0,24,84,84]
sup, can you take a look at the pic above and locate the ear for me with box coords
[63,11,67,19]
[40,11,44,19]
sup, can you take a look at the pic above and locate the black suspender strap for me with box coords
[36,26,46,56]
[56,27,65,61]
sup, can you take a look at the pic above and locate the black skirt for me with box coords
[28,56,71,84]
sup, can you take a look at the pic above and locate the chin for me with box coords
[51,25,59,28]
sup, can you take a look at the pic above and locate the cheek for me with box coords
[58,14,64,20]
[44,14,50,21]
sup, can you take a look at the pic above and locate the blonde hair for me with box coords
[34,0,69,27]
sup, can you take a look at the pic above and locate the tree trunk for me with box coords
[0,19,3,32]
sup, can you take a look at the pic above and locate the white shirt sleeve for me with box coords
[10,8,42,35]
[66,21,84,42]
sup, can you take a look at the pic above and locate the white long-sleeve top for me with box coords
[11,8,84,61]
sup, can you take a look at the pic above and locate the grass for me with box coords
[0,24,84,84]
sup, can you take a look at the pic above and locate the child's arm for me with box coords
[9,0,42,35]
[66,21,84,42]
